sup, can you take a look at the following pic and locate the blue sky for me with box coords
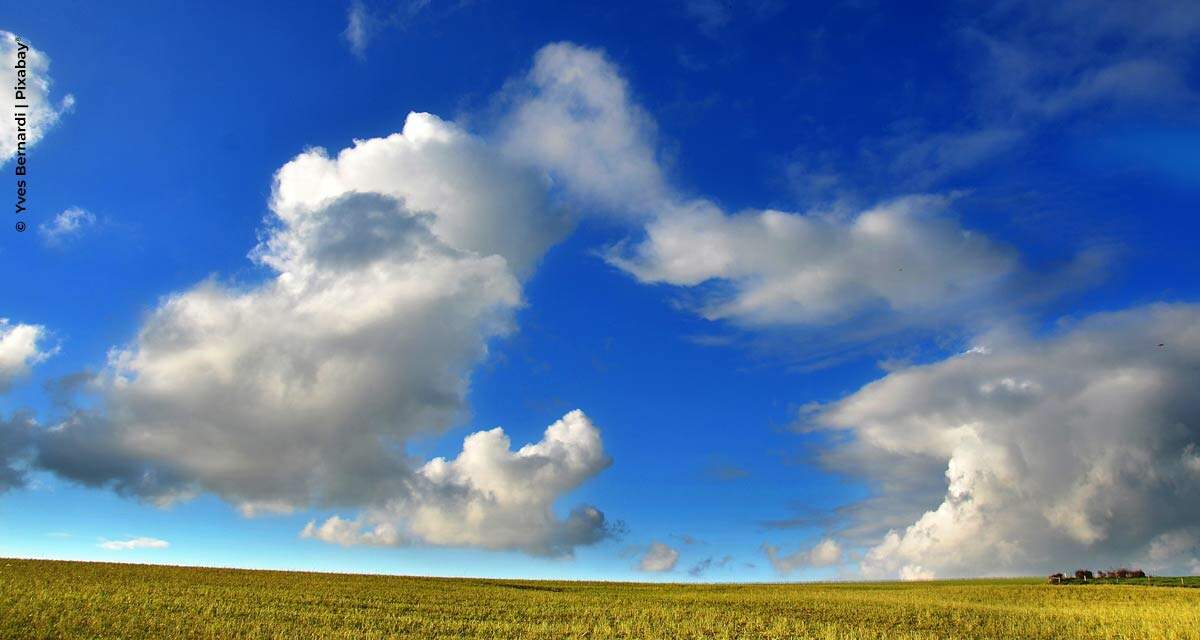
[2,1,1199,581]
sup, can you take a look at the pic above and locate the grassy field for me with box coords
[2,559,1199,639]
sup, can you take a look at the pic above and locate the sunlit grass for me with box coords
[2,559,1198,639]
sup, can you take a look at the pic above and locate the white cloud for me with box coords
[608,194,1018,327]
[343,1,374,58]
[2,31,74,165]
[99,536,169,551]
[501,43,1041,332]
[638,541,680,572]
[303,410,614,556]
[763,538,843,575]
[814,303,1200,578]
[23,111,608,555]
[40,207,96,245]
[273,111,567,275]
[301,515,399,547]
[0,319,51,391]
[809,538,843,566]
[501,42,668,218]
[34,113,532,507]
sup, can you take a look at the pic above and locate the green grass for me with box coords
[3,559,1199,639]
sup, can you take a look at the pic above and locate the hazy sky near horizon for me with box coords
[2,0,1199,581]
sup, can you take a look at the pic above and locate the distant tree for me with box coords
[1074,570,1094,580]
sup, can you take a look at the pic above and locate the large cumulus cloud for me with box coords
[815,304,1200,578]
[13,112,611,555]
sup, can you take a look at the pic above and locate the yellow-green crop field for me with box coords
[2,558,1198,639]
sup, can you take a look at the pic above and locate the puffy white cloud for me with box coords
[608,194,1018,327]
[501,43,1038,331]
[815,304,1200,578]
[809,538,843,566]
[40,207,96,246]
[99,536,169,551]
[1,31,74,165]
[0,319,51,391]
[274,112,566,275]
[638,541,680,572]
[763,538,843,575]
[301,515,399,547]
[22,112,610,555]
[303,410,614,556]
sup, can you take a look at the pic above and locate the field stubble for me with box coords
[2,559,1198,639]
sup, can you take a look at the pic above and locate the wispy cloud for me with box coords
[343,1,374,58]
[683,0,732,34]
[99,537,170,551]
[688,554,733,577]
[881,0,1200,185]
[40,207,96,246]
[341,0,451,58]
